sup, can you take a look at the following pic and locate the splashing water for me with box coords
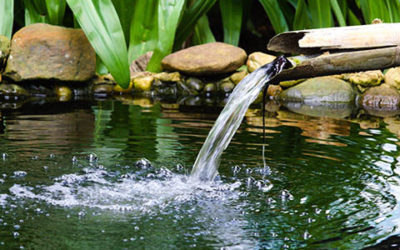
[190,56,292,181]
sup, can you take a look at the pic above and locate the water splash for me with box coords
[191,56,292,181]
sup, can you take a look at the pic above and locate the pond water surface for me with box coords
[1,97,400,249]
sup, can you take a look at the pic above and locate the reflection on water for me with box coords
[0,98,400,248]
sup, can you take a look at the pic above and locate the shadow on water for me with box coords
[0,96,400,248]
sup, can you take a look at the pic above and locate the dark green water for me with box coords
[1,98,400,249]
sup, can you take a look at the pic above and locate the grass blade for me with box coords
[258,0,289,34]
[308,0,332,28]
[330,0,346,26]
[385,0,400,22]
[112,0,136,46]
[128,0,158,63]
[347,8,361,25]
[293,0,309,30]
[147,0,186,72]
[193,14,216,45]
[173,0,217,51]
[220,0,243,46]
[24,0,47,25]
[67,0,130,88]
[0,0,14,38]
[359,0,390,23]
[45,0,66,25]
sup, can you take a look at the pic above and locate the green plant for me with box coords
[0,0,14,38]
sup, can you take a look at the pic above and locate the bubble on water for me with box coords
[72,156,78,162]
[78,211,86,218]
[12,171,27,178]
[0,179,4,184]
[14,224,20,230]
[13,232,19,238]
[135,158,152,169]
[134,226,139,231]
[246,177,255,189]
[43,166,49,171]
[175,164,184,172]
[101,229,105,233]
[232,165,241,176]
[2,153,7,160]
[32,156,39,160]
[245,168,253,175]
[49,154,55,159]
[280,190,294,202]
[87,153,98,162]
[303,230,312,240]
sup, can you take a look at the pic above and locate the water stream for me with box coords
[191,56,292,181]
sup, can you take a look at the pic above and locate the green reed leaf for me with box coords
[24,0,47,25]
[112,0,136,46]
[359,0,390,23]
[45,0,66,25]
[173,0,217,51]
[347,8,361,25]
[258,0,289,34]
[67,0,130,88]
[0,0,14,38]
[330,0,346,26]
[220,0,242,46]
[193,15,216,45]
[308,0,332,28]
[293,0,309,30]
[147,0,186,72]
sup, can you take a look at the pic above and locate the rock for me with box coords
[279,76,356,103]
[92,84,113,96]
[341,70,383,86]
[154,72,181,82]
[267,85,282,97]
[0,83,29,97]
[384,67,400,89]
[133,76,154,92]
[280,79,306,88]
[230,70,248,85]
[5,23,95,82]
[186,77,204,92]
[161,42,247,76]
[203,83,217,94]
[113,81,134,94]
[130,51,153,74]
[246,52,275,73]
[360,84,400,109]
[0,35,10,70]
[220,81,235,93]
[55,86,72,102]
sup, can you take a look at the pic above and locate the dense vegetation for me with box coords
[0,0,399,87]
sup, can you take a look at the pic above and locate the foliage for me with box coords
[3,0,400,88]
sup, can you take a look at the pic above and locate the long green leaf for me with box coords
[67,0,130,88]
[219,0,242,46]
[308,0,332,28]
[173,0,217,51]
[359,0,390,23]
[112,0,136,46]
[385,0,400,22]
[347,8,361,25]
[24,0,47,25]
[45,0,66,25]
[258,0,289,34]
[128,0,158,63]
[330,0,346,26]
[193,15,215,45]
[0,0,14,38]
[293,0,309,30]
[147,0,186,72]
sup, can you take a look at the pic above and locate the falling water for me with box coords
[190,56,292,181]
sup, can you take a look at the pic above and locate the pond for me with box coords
[0,97,400,249]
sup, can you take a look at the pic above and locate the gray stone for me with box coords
[161,42,247,76]
[0,83,29,97]
[361,84,400,109]
[186,77,204,92]
[279,76,356,104]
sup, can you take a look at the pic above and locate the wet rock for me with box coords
[113,81,134,94]
[284,102,353,119]
[186,77,204,92]
[279,76,356,104]
[130,51,153,74]
[361,84,400,109]
[161,42,247,76]
[280,79,306,88]
[92,84,113,96]
[230,70,248,85]
[177,81,197,96]
[203,83,217,94]
[152,79,177,97]
[384,67,400,89]
[55,86,72,101]
[267,85,282,97]
[246,52,275,73]
[219,80,235,93]
[5,23,96,82]
[341,70,383,87]
[0,35,10,71]
[133,76,154,92]
[154,72,181,82]
[0,83,29,97]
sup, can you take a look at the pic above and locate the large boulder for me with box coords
[384,67,400,89]
[279,76,356,104]
[5,23,96,82]
[161,42,247,76]
[360,84,400,109]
